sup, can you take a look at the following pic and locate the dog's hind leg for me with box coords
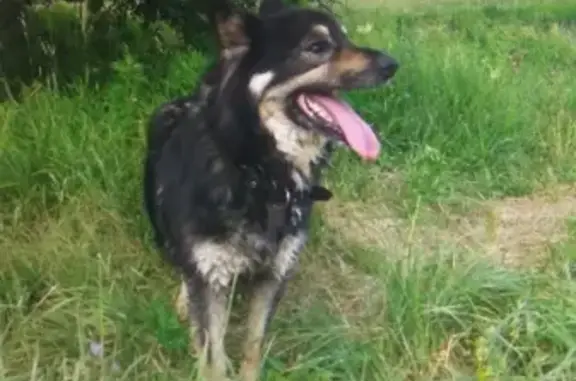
[239,276,287,381]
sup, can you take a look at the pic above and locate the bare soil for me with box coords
[320,184,576,268]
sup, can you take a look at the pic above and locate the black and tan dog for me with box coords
[142,0,398,379]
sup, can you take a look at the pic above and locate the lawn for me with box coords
[1,0,576,380]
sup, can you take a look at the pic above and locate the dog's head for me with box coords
[214,0,398,173]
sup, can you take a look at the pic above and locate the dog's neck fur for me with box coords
[203,66,331,192]
[258,99,330,189]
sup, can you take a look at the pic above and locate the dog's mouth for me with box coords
[289,92,380,161]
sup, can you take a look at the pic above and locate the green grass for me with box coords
[332,1,576,206]
[2,0,576,380]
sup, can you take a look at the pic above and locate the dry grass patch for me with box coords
[454,185,576,267]
[340,0,528,11]
[320,183,576,268]
[290,253,382,321]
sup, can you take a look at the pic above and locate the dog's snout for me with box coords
[374,53,399,80]
[332,47,399,90]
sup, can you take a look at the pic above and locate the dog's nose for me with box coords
[375,53,399,80]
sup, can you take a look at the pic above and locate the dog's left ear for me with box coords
[215,11,263,60]
[215,12,257,59]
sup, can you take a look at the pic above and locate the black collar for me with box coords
[241,163,333,248]
[241,164,333,205]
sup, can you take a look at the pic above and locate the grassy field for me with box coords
[1,0,576,380]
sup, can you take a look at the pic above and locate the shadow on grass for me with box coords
[0,0,206,102]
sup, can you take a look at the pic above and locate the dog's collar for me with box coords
[240,164,333,204]
[240,163,332,249]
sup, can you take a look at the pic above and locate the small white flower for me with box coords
[490,68,501,80]
[356,23,373,35]
[89,341,104,357]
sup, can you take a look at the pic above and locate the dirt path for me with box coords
[320,185,576,268]
[341,0,509,11]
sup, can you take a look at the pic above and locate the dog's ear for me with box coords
[215,12,260,59]
[259,0,286,17]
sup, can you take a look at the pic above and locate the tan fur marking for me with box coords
[239,279,283,381]
[292,137,326,179]
[175,281,188,322]
[190,327,205,357]
[258,99,327,185]
[239,309,268,380]
[254,63,334,186]
[197,289,231,381]
[332,48,371,76]
[175,282,207,358]
[259,101,276,122]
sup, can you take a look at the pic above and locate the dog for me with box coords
[142,0,398,379]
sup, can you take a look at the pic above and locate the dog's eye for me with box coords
[305,40,333,55]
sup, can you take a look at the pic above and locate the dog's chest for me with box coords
[192,233,307,291]
[191,201,310,291]
[188,151,332,291]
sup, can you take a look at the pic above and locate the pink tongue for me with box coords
[303,94,380,161]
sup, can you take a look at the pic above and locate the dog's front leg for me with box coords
[176,276,231,381]
[239,276,287,381]
[175,277,206,355]
[201,286,231,381]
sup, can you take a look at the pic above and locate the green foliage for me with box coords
[0,1,183,102]
[17,0,339,43]
[0,0,339,101]
[110,0,339,44]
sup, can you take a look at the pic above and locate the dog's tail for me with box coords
[143,155,165,249]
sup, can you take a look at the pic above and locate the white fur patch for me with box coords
[189,232,306,290]
[266,64,331,99]
[249,71,275,98]
[192,241,253,290]
[274,232,307,279]
[260,111,327,189]
[313,25,331,38]
[259,64,332,188]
